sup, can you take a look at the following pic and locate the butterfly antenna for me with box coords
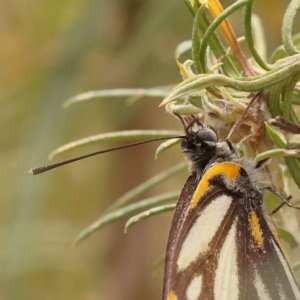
[29,135,185,175]
[226,91,263,141]
[173,112,188,132]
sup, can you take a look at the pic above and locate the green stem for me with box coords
[268,79,289,117]
[160,56,300,105]
[192,4,207,74]
[124,204,175,232]
[199,0,254,75]
[243,3,272,70]
[282,72,300,120]
[74,191,179,245]
[187,1,239,77]
[105,162,186,212]
[282,0,300,55]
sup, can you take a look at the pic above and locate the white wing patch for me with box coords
[253,272,272,300]
[177,195,233,271]
[271,239,300,299]
[214,218,239,300]
[186,274,203,300]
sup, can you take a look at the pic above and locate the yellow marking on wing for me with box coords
[168,290,176,300]
[249,210,264,248]
[190,162,240,209]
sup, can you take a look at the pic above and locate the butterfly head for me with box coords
[186,119,218,144]
[179,116,235,179]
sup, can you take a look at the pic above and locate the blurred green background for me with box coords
[2,1,298,299]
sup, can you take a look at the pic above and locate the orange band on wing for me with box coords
[190,162,240,209]
[248,210,264,248]
[168,290,177,300]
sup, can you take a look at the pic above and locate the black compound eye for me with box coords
[195,127,218,143]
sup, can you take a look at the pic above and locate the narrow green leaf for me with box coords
[264,191,282,213]
[278,227,298,247]
[268,80,288,117]
[292,91,300,105]
[226,37,245,55]
[187,93,204,108]
[270,46,288,64]
[265,122,287,148]
[64,88,170,108]
[155,138,180,159]
[282,0,300,55]
[284,157,300,188]
[243,3,272,70]
[185,0,239,77]
[282,72,300,120]
[184,0,199,16]
[105,162,186,213]
[175,40,192,60]
[191,3,207,74]
[74,191,180,245]
[265,123,300,187]
[49,130,183,159]
[165,102,201,115]
[126,85,175,105]
[250,14,268,63]
[199,0,253,74]
[124,203,176,233]
[160,55,300,106]
[255,149,300,163]
[271,33,300,63]
[293,261,300,272]
[291,106,300,124]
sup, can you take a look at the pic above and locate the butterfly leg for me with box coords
[265,186,300,213]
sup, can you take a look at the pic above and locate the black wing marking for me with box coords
[163,171,300,300]
[163,175,238,299]
[237,202,300,300]
[163,175,198,299]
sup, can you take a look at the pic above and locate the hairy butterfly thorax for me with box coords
[181,118,259,189]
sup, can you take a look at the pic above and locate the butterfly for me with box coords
[29,108,300,300]
[162,115,300,300]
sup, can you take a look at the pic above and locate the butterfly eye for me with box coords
[195,127,218,143]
